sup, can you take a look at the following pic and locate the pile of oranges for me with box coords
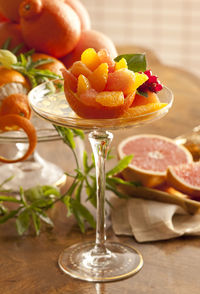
[0,0,117,65]
[0,0,118,163]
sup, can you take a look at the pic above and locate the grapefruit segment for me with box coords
[105,69,135,96]
[97,49,115,72]
[118,134,193,187]
[167,162,200,197]
[88,63,108,92]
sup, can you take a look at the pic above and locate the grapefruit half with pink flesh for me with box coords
[167,162,200,197]
[118,134,193,187]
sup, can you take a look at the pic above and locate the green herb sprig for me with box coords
[0,126,137,236]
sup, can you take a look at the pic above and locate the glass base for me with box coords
[58,241,143,282]
[0,151,66,191]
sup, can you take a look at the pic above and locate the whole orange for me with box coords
[0,0,23,23]
[0,22,26,51]
[19,0,81,58]
[61,30,118,68]
[61,0,91,30]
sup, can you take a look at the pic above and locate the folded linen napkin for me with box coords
[111,196,200,242]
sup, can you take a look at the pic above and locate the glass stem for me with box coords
[89,130,113,254]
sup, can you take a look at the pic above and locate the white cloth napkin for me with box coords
[110,197,200,242]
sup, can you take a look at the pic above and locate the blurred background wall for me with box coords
[82,0,200,77]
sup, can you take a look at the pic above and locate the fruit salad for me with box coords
[62,48,166,119]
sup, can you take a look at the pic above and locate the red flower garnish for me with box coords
[138,70,163,93]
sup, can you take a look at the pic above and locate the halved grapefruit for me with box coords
[167,162,200,197]
[118,134,193,187]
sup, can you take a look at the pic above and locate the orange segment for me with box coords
[89,63,108,92]
[115,58,128,70]
[97,48,115,72]
[70,61,92,78]
[81,48,100,71]
[122,103,168,118]
[95,91,124,107]
[77,74,91,95]
[105,68,135,96]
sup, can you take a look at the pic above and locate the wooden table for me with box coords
[1,46,200,294]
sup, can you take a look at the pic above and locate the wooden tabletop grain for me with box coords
[1,46,200,294]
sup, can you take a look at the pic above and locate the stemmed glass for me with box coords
[28,79,173,282]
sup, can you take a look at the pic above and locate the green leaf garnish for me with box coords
[115,53,147,72]
[136,90,148,97]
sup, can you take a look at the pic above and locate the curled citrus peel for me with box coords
[0,114,37,163]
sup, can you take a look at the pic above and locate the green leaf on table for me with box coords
[71,199,96,229]
[36,211,54,227]
[0,195,21,203]
[85,181,96,208]
[107,176,141,187]
[0,175,14,192]
[0,203,8,215]
[31,198,55,209]
[75,181,83,202]
[71,128,84,140]
[31,211,41,236]
[83,150,91,173]
[54,125,76,149]
[114,53,147,72]
[25,185,60,203]
[106,183,129,199]
[73,209,85,233]
[106,155,133,177]
[16,209,30,235]
[0,208,21,224]
[63,195,73,217]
